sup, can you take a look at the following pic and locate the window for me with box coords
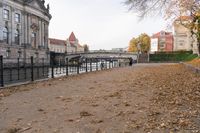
[18,51,21,58]
[178,33,187,37]
[179,42,184,46]
[3,27,9,44]
[15,13,20,23]
[3,9,9,20]
[6,49,10,58]
[179,43,184,46]
[15,29,20,45]
[160,42,165,48]
[159,38,165,48]
[178,40,185,46]
[31,32,37,48]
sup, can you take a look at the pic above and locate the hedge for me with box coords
[150,51,198,62]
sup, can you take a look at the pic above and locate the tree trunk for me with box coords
[198,40,200,56]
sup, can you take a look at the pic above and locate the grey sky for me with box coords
[45,0,167,50]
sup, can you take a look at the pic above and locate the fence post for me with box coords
[31,56,34,81]
[0,56,4,87]
[51,58,54,78]
[111,60,113,68]
[96,60,98,71]
[66,58,68,76]
[77,62,79,74]
[90,59,92,72]
[100,59,103,70]
[17,58,20,80]
[42,58,44,76]
[86,58,88,72]
[59,58,62,74]
[24,59,27,80]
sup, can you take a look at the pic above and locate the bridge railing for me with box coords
[65,51,137,55]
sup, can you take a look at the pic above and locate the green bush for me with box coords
[150,51,198,62]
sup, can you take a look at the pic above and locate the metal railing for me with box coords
[0,56,131,87]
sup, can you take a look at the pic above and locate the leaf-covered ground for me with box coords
[0,63,200,133]
[188,58,200,68]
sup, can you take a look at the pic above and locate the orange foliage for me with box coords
[188,58,200,68]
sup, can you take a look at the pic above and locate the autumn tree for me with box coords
[125,0,200,55]
[128,33,150,52]
[138,33,150,52]
[128,37,138,52]
[83,44,89,52]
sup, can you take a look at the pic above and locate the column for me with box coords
[11,7,15,45]
[22,11,27,45]
[45,23,49,49]
[0,2,3,41]
[41,21,44,47]
[27,13,31,45]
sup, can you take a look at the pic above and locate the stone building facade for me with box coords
[173,16,198,54]
[0,0,51,61]
[151,31,174,52]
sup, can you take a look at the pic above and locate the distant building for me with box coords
[0,0,51,60]
[151,31,174,52]
[49,32,84,54]
[173,16,198,53]
[66,32,84,53]
[49,38,66,54]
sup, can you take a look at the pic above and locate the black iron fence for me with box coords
[0,55,131,87]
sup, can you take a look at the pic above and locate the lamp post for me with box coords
[136,42,141,63]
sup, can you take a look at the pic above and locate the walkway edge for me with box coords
[180,62,200,75]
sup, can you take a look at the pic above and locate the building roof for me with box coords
[14,0,52,19]
[49,38,66,46]
[152,31,173,38]
[69,32,76,42]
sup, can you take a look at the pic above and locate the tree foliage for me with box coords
[125,0,200,55]
[128,33,150,52]
[128,37,138,52]
[83,44,89,52]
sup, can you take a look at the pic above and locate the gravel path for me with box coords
[0,63,200,133]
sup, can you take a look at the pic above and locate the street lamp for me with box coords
[136,42,141,63]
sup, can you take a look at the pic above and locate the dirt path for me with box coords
[0,63,200,133]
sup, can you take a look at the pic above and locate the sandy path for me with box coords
[0,63,200,133]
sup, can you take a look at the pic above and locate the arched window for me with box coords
[15,29,20,45]
[3,27,9,44]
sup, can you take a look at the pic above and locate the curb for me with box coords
[180,62,200,75]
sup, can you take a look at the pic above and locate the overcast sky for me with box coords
[45,0,168,50]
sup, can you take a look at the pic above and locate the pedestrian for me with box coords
[129,58,133,66]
